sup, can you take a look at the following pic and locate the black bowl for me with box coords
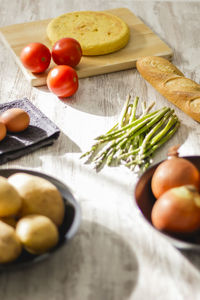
[0,168,81,271]
[135,156,200,250]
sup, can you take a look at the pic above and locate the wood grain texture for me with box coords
[0,8,172,86]
[0,1,200,300]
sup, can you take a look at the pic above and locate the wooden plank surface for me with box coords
[0,7,172,86]
[0,1,200,300]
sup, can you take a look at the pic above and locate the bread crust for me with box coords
[136,56,200,122]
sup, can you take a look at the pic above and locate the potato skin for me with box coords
[16,215,59,255]
[8,173,65,226]
[151,186,200,233]
[0,221,22,263]
[0,176,22,217]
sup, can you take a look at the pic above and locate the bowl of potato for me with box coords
[134,152,200,250]
[0,169,81,270]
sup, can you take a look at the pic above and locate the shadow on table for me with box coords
[0,220,139,300]
[7,130,81,168]
[180,249,200,272]
[38,72,133,117]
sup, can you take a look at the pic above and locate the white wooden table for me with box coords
[0,1,200,299]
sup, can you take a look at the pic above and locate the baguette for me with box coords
[136,56,200,122]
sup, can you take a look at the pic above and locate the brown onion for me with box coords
[151,145,200,199]
[151,185,200,233]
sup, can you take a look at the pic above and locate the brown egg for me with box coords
[0,122,7,141]
[0,108,30,132]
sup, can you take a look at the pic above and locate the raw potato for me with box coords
[0,176,22,217]
[8,173,65,226]
[0,221,22,263]
[16,215,59,255]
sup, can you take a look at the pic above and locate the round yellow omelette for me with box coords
[46,11,130,56]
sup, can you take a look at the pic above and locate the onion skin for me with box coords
[151,156,200,199]
[151,185,200,233]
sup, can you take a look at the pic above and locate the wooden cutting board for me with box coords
[0,7,173,87]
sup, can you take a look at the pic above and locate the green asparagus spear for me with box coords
[80,95,180,171]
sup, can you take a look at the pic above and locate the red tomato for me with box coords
[52,38,82,67]
[20,43,51,73]
[47,65,78,98]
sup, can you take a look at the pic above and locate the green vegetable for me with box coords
[80,95,180,171]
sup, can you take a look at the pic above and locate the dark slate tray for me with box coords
[0,98,60,164]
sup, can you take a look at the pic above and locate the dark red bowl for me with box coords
[134,156,200,250]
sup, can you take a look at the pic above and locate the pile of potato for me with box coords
[0,173,65,264]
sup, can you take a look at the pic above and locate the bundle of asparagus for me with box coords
[81,95,180,171]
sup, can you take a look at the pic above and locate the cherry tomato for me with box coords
[47,65,78,98]
[52,38,82,67]
[20,43,51,73]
